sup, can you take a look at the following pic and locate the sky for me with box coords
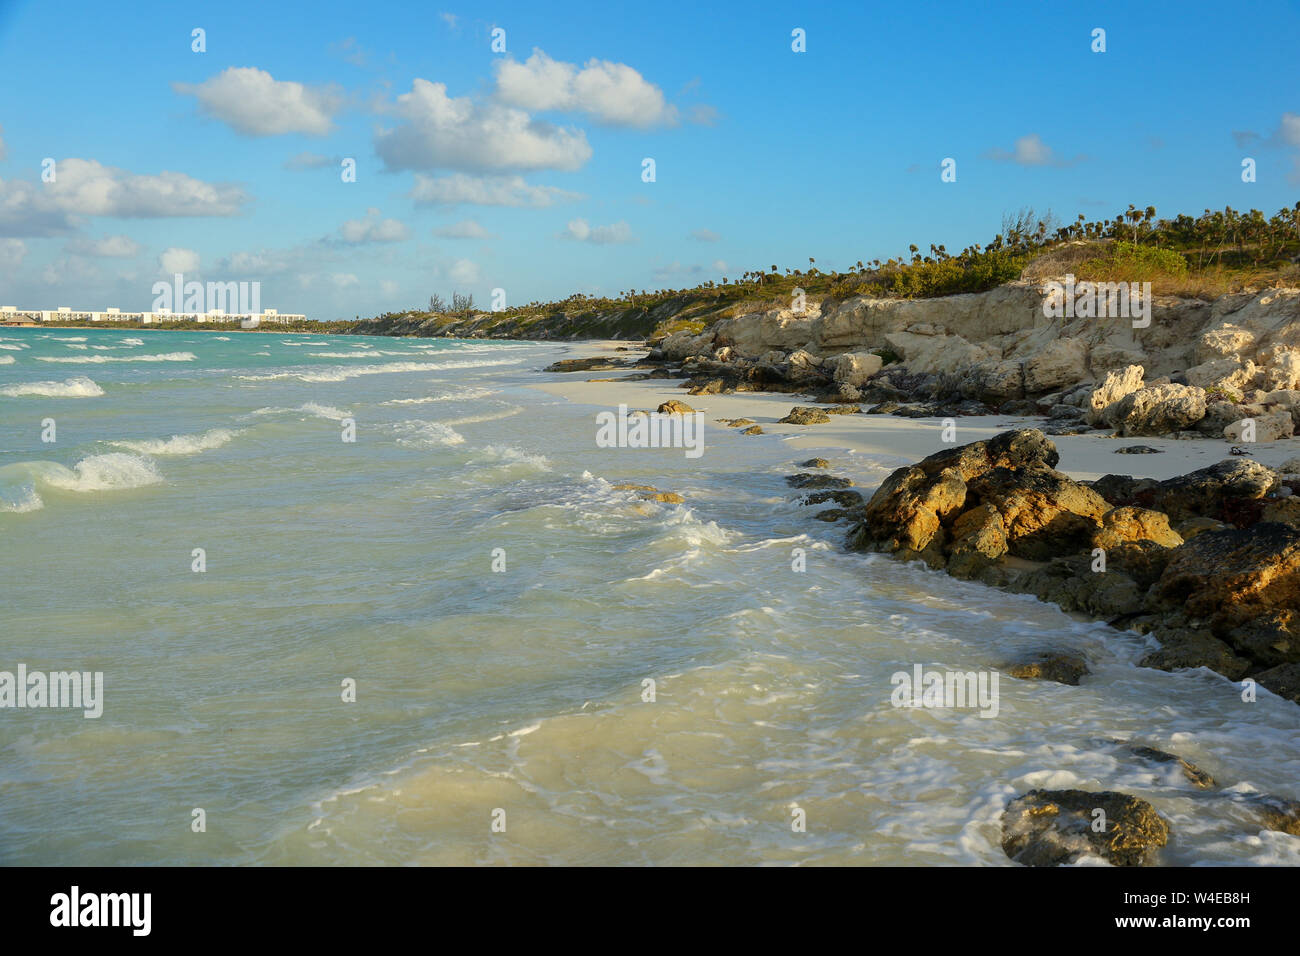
[0,0,1298,321]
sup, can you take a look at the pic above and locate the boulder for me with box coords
[1087,364,1145,426]
[1006,652,1089,685]
[1261,348,1300,391]
[831,350,884,387]
[1001,789,1170,867]
[1110,384,1207,436]
[1223,409,1295,442]
[1184,357,1257,392]
[1151,458,1278,521]
[1093,506,1183,550]
[778,406,832,425]
[656,400,695,415]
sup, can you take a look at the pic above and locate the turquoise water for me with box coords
[2,327,1299,866]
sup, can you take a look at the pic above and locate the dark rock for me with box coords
[1115,445,1163,455]
[799,458,831,469]
[1001,789,1170,867]
[1006,652,1089,685]
[1125,745,1215,789]
[1254,662,1300,703]
[779,406,832,425]
[787,473,854,490]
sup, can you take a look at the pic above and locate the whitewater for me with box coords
[1,327,1298,866]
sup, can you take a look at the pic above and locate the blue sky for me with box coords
[0,0,1298,320]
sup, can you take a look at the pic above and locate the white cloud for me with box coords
[159,247,200,274]
[711,259,728,272]
[0,124,7,161]
[984,133,1083,168]
[434,219,497,239]
[439,12,458,28]
[375,78,591,172]
[446,258,481,284]
[329,273,359,289]
[0,238,26,270]
[66,235,143,258]
[409,172,580,207]
[495,50,678,128]
[1280,112,1300,146]
[561,218,634,244]
[173,67,341,136]
[0,159,248,236]
[338,208,411,243]
[689,228,720,242]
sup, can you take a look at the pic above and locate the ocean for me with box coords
[1,327,1298,865]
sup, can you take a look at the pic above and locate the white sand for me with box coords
[534,341,1300,482]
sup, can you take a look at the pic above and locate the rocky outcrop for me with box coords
[1001,789,1171,866]
[851,429,1300,700]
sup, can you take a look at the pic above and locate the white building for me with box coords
[1,305,308,325]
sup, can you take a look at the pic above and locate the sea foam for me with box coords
[0,376,105,397]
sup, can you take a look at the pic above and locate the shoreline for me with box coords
[532,340,1300,480]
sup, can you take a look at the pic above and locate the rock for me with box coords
[1224,409,1295,442]
[1279,457,1300,475]
[719,418,755,427]
[1001,789,1170,867]
[545,356,627,372]
[801,489,864,508]
[962,359,1026,403]
[787,473,854,490]
[831,350,884,387]
[1245,793,1300,835]
[1093,507,1183,550]
[779,406,832,425]
[1194,400,1247,436]
[1124,745,1215,789]
[1110,384,1208,437]
[1139,628,1252,680]
[966,464,1111,561]
[786,348,824,375]
[1115,445,1162,455]
[657,400,695,415]
[1184,357,1257,392]
[999,399,1039,416]
[1006,652,1089,685]
[740,425,764,435]
[813,382,863,403]
[1254,663,1300,703]
[611,483,684,504]
[1025,337,1089,393]
[1153,523,1300,666]
[1263,497,1300,526]
[1087,365,1145,425]
[825,404,860,415]
[799,458,831,468]
[1174,516,1229,540]
[1151,458,1279,522]
[1261,348,1300,391]
[686,377,729,396]
[946,504,1009,578]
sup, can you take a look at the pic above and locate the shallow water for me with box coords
[1,327,1297,865]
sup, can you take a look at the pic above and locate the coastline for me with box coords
[533,340,1300,480]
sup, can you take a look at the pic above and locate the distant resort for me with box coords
[0,305,308,328]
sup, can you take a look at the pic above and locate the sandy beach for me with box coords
[534,341,1300,484]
